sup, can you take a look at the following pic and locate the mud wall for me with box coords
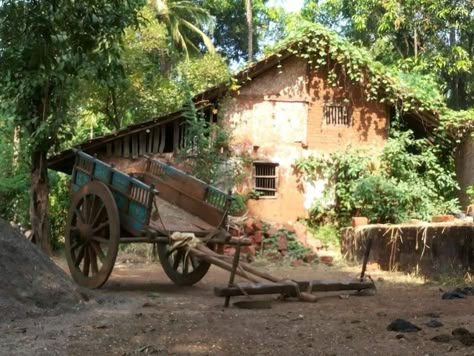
[341,224,474,276]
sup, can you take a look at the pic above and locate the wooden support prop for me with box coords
[194,245,317,302]
[214,280,376,298]
[225,241,241,307]
[189,248,259,283]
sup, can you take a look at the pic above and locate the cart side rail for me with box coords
[144,158,231,228]
[71,149,158,235]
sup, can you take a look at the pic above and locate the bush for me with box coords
[296,130,460,226]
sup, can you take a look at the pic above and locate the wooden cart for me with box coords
[65,149,238,288]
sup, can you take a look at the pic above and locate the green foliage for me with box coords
[467,186,474,205]
[267,229,312,260]
[296,130,460,226]
[177,91,231,184]
[229,189,263,216]
[198,0,284,63]
[153,0,215,58]
[310,224,339,247]
[48,171,70,250]
[0,122,30,226]
[301,0,474,110]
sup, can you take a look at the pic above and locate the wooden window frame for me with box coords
[253,162,279,198]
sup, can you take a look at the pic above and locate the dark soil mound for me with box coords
[0,218,82,322]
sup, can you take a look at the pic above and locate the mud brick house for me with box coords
[49,26,447,225]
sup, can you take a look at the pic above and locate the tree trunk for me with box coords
[30,148,53,255]
[245,0,253,62]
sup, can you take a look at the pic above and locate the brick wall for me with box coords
[306,67,389,152]
[223,55,390,224]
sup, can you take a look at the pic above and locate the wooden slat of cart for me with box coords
[144,173,223,227]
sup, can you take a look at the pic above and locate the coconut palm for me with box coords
[152,0,215,59]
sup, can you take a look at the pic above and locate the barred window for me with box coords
[253,162,278,197]
[324,103,351,126]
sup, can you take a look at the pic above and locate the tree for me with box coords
[0,0,144,254]
[153,0,216,59]
[245,0,253,62]
[301,0,474,109]
[198,0,283,63]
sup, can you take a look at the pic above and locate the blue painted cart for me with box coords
[65,150,233,288]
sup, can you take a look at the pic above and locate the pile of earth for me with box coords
[0,218,83,322]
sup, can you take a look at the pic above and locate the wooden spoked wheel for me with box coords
[157,243,211,286]
[65,181,120,288]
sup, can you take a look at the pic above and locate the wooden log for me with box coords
[190,248,260,283]
[214,280,376,297]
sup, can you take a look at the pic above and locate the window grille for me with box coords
[253,163,278,197]
[323,103,351,126]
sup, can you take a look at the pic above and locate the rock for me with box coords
[452,328,470,337]
[254,220,264,231]
[251,231,263,245]
[277,234,288,252]
[264,227,279,238]
[442,291,466,300]
[431,334,451,343]
[352,217,368,227]
[455,287,474,296]
[458,334,474,346]
[291,259,305,267]
[304,253,317,264]
[319,255,333,265]
[387,319,421,332]
[426,319,444,328]
[24,230,33,241]
[425,312,441,318]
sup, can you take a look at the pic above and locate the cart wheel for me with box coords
[157,243,211,286]
[65,181,120,289]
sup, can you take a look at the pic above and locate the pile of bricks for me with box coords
[226,217,334,265]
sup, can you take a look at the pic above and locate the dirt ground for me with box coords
[1,254,473,356]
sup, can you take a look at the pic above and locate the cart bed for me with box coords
[149,195,215,234]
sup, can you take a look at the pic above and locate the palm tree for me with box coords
[153,0,215,59]
[245,0,253,62]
